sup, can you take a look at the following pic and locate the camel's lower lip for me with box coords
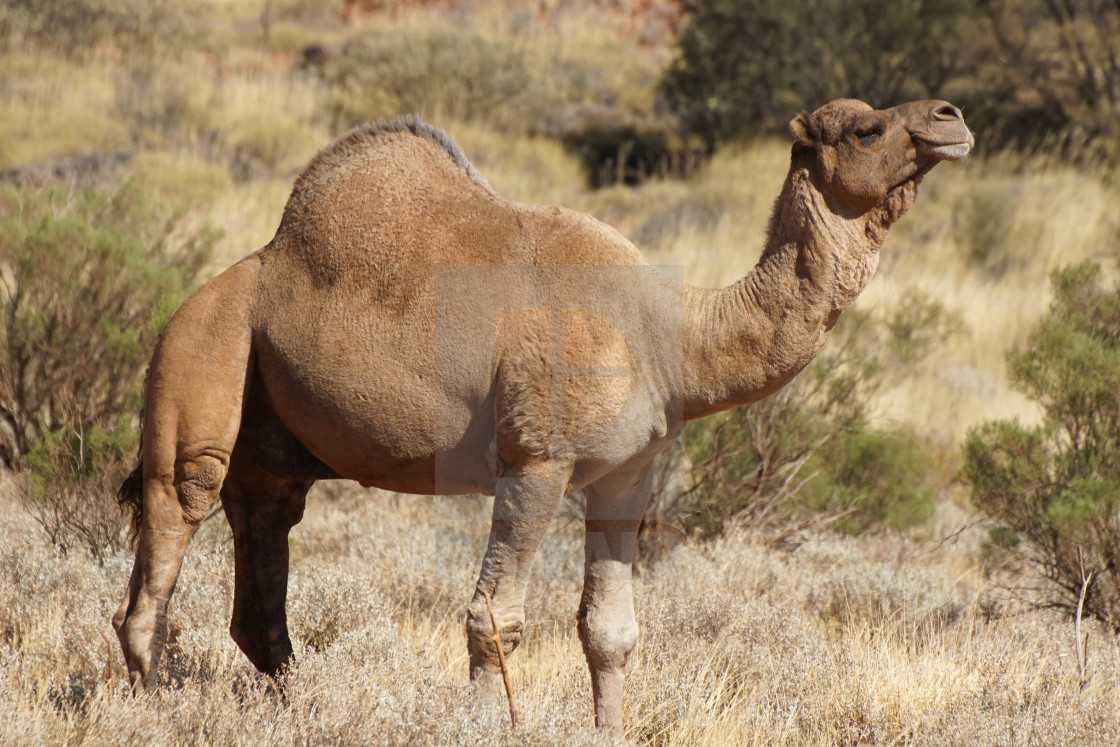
[917,141,972,161]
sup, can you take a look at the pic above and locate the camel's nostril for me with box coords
[933,104,963,122]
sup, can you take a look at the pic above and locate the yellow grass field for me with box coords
[3,475,1120,744]
[2,1,1120,743]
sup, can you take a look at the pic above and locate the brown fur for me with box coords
[113,100,972,731]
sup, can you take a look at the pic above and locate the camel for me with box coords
[112,98,972,732]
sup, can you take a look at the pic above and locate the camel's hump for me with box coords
[265,114,644,287]
[288,114,495,201]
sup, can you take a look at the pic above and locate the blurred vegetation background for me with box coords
[0,0,1118,623]
[661,0,1120,159]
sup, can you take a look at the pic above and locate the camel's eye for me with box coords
[855,125,884,147]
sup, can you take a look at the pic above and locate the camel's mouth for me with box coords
[925,142,972,160]
[913,137,974,162]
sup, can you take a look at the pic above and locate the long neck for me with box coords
[680,157,894,421]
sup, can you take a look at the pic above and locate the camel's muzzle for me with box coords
[910,102,974,161]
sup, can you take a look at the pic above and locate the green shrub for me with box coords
[324,26,669,151]
[679,331,876,536]
[658,0,1120,161]
[963,260,1120,629]
[0,182,217,460]
[563,123,667,187]
[0,0,204,57]
[326,29,549,134]
[962,0,1120,157]
[801,426,937,534]
[22,416,134,563]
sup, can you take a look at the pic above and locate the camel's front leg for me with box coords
[466,460,570,700]
[579,463,653,733]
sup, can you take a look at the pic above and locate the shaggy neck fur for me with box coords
[680,152,918,420]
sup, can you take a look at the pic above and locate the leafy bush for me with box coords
[679,332,877,536]
[324,25,674,177]
[963,260,1120,629]
[658,293,961,540]
[0,182,217,460]
[965,0,1120,156]
[22,416,134,563]
[0,181,215,555]
[326,29,550,134]
[659,0,1120,159]
[0,0,203,57]
[801,426,937,534]
[659,0,974,150]
[560,121,686,187]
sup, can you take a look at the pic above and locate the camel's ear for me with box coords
[789,113,817,148]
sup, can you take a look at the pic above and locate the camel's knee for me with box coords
[465,597,524,668]
[175,453,227,525]
[578,602,638,670]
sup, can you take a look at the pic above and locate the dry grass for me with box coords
[5,1,1120,743]
[2,478,1119,745]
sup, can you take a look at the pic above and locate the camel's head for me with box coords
[789,98,973,215]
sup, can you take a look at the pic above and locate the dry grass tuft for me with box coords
[3,480,1119,744]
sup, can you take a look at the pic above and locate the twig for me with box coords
[930,518,986,549]
[482,591,518,728]
[764,507,857,547]
[100,631,115,693]
[1075,547,1093,693]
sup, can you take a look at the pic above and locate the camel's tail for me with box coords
[118,459,144,542]
[118,363,150,543]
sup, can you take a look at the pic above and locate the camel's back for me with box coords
[263,116,644,286]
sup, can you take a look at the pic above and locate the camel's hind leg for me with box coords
[220,441,311,675]
[112,258,258,689]
[113,448,232,689]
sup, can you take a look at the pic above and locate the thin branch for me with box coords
[1075,547,1093,693]
[100,631,115,693]
[764,507,857,548]
[481,591,518,728]
[930,519,988,549]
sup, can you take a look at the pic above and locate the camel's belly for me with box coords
[250,332,677,497]
[250,327,497,494]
